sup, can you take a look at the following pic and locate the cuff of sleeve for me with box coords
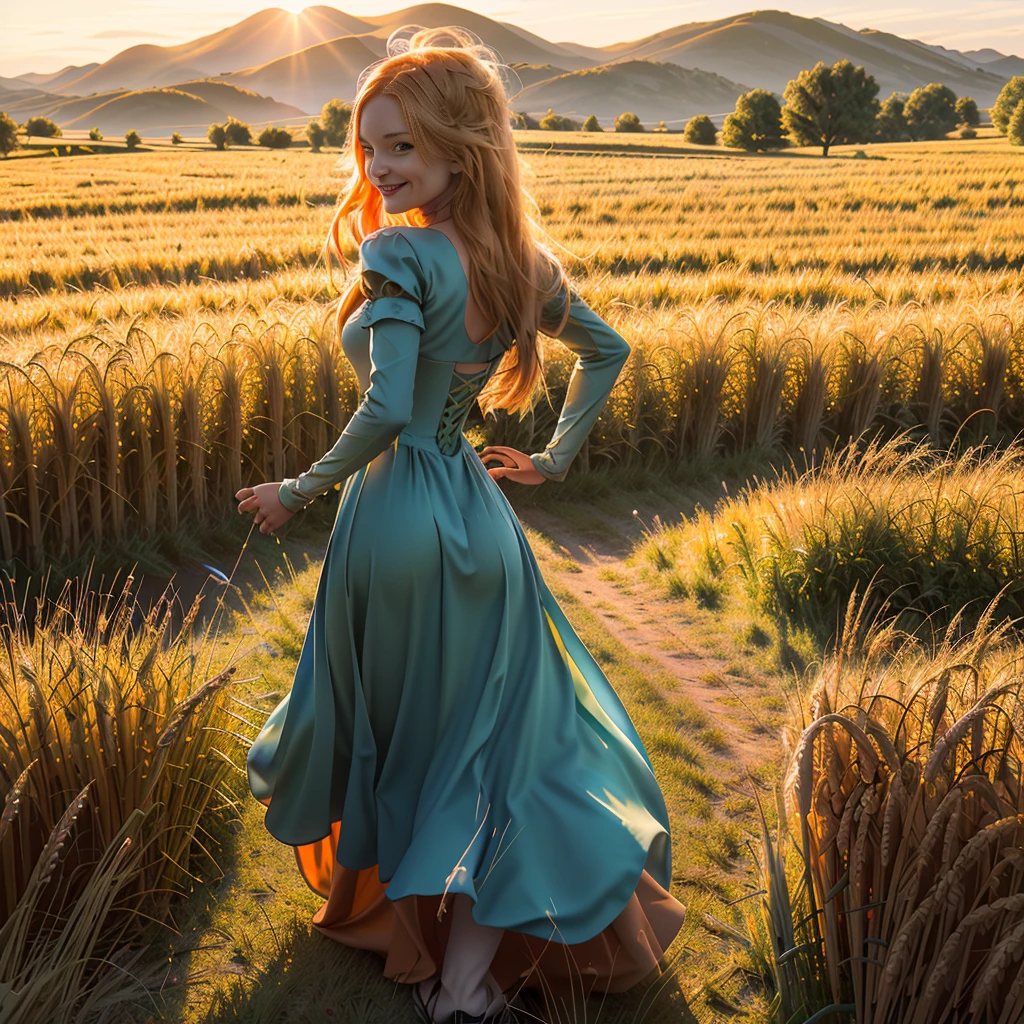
[529,451,568,482]
[278,480,312,512]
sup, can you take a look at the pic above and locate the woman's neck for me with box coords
[419,171,461,225]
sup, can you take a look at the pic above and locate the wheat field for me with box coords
[1,133,1023,567]
[4,130,1024,1022]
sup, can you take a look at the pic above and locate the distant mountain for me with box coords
[515,61,750,125]
[9,64,101,90]
[963,48,1009,65]
[0,81,303,134]
[8,5,1022,128]
[508,64,570,90]
[220,35,383,112]
[54,8,379,95]
[984,55,1024,80]
[593,11,1009,105]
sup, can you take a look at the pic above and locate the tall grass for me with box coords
[756,597,1024,1023]
[0,567,253,1014]
[639,436,1024,641]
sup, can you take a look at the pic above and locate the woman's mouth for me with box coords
[378,182,407,196]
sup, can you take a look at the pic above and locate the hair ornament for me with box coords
[354,24,524,102]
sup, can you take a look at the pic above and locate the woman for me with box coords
[238,26,687,1024]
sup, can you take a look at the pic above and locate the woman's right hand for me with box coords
[478,446,546,485]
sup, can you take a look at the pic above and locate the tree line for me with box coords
[511,71,1024,156]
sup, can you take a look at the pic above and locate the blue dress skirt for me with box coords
[246,226,686,996]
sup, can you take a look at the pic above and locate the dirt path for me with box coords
[520,505,775,772]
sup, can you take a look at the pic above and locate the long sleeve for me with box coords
[278,229,426,512]
[528,284,631,483]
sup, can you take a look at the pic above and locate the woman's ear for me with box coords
[449,162,461,175]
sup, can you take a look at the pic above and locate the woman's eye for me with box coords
[394,142,412,152]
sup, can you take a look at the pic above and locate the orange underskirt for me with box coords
[290,818,687,1000]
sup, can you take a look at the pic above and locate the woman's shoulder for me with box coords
[358,227,439,302]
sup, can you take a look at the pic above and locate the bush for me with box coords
[581,114,602,132]
[258,126,292,149]
[88,126,103,141]
[875,92,910,142]
[306,120,325,152]
[538,108,580,131]
[207,123,227,150]
[614,111,644,132]
[0,111,18,158]
[171,132,182,145]
[992,76,1024,134]
[959,125,977,139]
[904,82,958,140]
[722,88,785,151]
[320,98,351,147]
[683,114,717,145]
[1009,100,1024,147]
[224,116,251,146]
[124,129,141,150]
[24,116,61,138]
[955,95,980,128]
[652,120,668,132]
[510,111,540,130]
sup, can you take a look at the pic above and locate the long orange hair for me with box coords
[324,26,570,416]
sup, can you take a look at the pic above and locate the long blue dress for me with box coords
[246,225,686,997]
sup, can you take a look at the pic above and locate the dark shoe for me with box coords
[413,978,444,1023]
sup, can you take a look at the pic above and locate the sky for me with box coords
[3,1,1022,78]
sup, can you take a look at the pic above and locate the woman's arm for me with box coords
[528,285,631,483]
[278,229,426,511]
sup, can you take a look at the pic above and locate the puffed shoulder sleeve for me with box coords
[529,282,631,483]
[275,228,426,512]
[355,228,427,330]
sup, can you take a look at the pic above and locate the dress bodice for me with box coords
[277,225,631,513]
[339,228,509,458]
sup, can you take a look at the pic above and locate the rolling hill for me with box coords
[514,60,750,125]
[0,82,304,135]
[591,10,1009,105]
[6,4,1022,130]
[220,34,384,112]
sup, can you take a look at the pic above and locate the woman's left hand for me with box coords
[235,482,295,534]
[478,446,546,485]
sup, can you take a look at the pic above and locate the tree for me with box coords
[875,93,910,142]
[683,114,717,145]
[510,111,540,130]
[1009,100,1024,147]
[0,112,18,158]
[614,111,643,132]
[992,78,1024,135]
[955,96,980,128]
[224,116,252,146]
[125,129,141,150]
[538,108,580,130]
[171,132,182,145]
[652,119,668,132]
[25,115,61,138]
[88,126,103,141]
[207,123,227,150]
[258,126,292,149]
[903,83,958,140]
[781,59,879,156]
[582,114,602,132]
[321,99,352,147]
[722,89,785,151]
[306,120,325,152]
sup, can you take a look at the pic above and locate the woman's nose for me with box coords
[368,153,389,180]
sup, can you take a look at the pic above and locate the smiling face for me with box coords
[358,92,461,216]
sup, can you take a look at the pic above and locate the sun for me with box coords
[275,1,309,14]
